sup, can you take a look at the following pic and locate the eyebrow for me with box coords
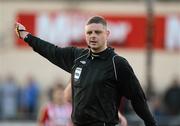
[86,30,103,34]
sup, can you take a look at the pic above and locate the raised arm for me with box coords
[15,22,83,73]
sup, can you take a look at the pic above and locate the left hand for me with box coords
[15,22,29,39]
[118,112,128,126]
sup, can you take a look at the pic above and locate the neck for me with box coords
[91,47,108,53]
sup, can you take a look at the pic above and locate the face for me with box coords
[52,88,64,104]
[85,23,110,53]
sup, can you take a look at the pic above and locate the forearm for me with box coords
[24,34,57,57]
[24,34,75,72]
[131,99,157,126]
[16,23,58,59]
[24,34,62,65]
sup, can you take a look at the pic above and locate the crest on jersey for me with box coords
[74,67,82,80]
[80,61,86,64]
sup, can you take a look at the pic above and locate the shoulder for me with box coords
[67,46,88,55]
[112,53,134,74]
[75,48,89,56]
[113,54,129,66]
[74,48,90,60]
[61,46,89,59]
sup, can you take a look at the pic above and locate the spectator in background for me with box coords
[0,75,19,120]
[163,76,180,115]
[20,75,39,120]
[151,96,164,117]
[38,83,72,126]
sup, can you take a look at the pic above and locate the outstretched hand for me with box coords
[15,22,29,39]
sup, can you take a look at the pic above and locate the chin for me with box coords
[90,46,98,50]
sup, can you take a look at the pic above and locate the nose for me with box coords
[90,36,96,41]
[90,31,97,39]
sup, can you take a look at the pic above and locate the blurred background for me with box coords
[0,0,180,126]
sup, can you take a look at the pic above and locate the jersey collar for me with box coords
[87,47,114,60]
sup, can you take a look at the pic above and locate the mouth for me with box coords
[90,41,97,44]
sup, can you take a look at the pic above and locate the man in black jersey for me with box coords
[15,16,157,126]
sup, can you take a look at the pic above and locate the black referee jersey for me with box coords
[24,34,157,126]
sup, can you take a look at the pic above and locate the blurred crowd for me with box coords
[0,74,180,126]
[0,75,39,121]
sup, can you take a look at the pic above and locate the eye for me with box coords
[87,31,92,35]
[95,30,102,34]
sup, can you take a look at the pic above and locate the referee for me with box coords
[15,16,157,126]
